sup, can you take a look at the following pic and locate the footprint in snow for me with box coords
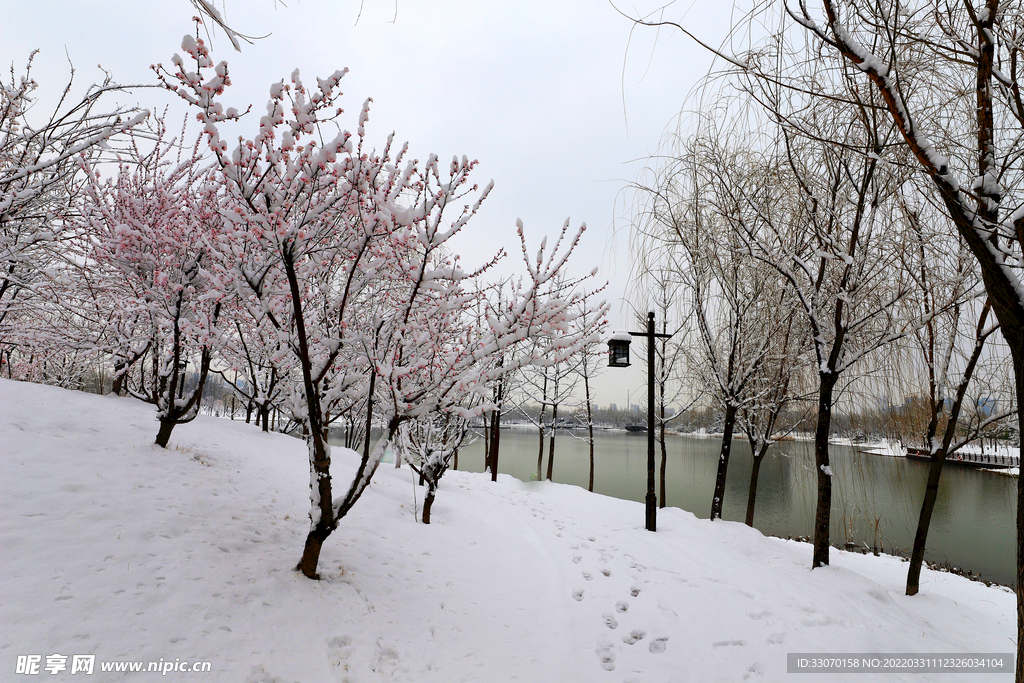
[648,637,669,654]
[327,635,355,680]
[615,601,629,613]
[602,614,618,629]
[744,662,766,681]
[595,640,616,671]
[572,589,584,601]
[713,640,747,648]
[600,568,611,577]
[622,630,647,645]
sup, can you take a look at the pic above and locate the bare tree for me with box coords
[569,290,608,492]
[776,0,1024,670]
[634,136,790,522]
[737,307,811,527]
[893,196,1014,594]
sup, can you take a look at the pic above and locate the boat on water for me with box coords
[624,424,646,433]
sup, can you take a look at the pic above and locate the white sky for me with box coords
[4,0,733,406]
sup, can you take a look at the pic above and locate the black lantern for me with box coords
[607,331,632,367]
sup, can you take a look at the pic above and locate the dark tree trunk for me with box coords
[1015,358,1024,683]
[483,414,491,472]
[588,425,595,493]
[812,371,838,568]
[296,523,331,580]
[296,426,334,579]
[546,403,558,481]
[489,407,501,482]
[155,417,176,448]
[364,370,375,473]
[744,445,768,527]
[283,256,335,580]
[710,403,739,520]
[659,403,667,508]
[536,372,548,480]
[112,361,126,396]
[422,483,436,524]
[260,404,270,432]
[583,365,595,492]
[906,450,946,595]
[907,311,990,596]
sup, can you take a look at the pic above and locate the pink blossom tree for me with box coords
[78,124,230,446]
[155,28,607,578]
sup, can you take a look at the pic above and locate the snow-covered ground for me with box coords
[857,439,909,459]
[1,378,1016,682]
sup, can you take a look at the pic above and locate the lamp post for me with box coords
[608,312,672,531]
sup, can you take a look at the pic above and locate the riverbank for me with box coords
[857,438,1020,476]
[1,379,1016,682]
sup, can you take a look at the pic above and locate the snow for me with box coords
[0,378,1016,682]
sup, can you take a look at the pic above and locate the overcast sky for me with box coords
[5,0,733,406]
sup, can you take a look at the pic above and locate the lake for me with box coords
[449,426,1017,588]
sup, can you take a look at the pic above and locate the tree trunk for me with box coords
[483,413,491,472]
[536,372,548,480]
[422,483,436,524]
[283,256,335,580]
[906,449,946,595]
[1009,341,1024,682]
[583,366,595,492]
[907,322,989,596]
[659,403,667,508]
[812,371,838,568]
[296,523,332,580]
[154,417,176,448]
[112,361,126,396]
[363,370,376,474]
[546,403,558,481]
[744,441,770,527]
[260,404,270,432]
[296,428,334,579]
[709,403,738,520]
[489,407,501,483]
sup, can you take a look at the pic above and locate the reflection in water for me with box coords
[453,427,1016,587]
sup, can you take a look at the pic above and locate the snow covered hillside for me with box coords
[0,379,1015,682]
